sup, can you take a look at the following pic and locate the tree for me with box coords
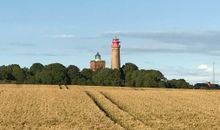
[22,67,32,83]
[111,69,122,86]
[122,63,138,74]
[168,79,190,88]
[193,83,208,89]
[30,63,44,75]
[0,62,194,88]
[0,65,14,82]
[37,63,68,84]
[27,63,45,84]
[121,63,138,86]
[66,65,82,85]
[130,69,166,87]
[8,64,25,83]
[81,68,94,85]
[93,68,121,86]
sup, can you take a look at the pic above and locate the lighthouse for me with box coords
[111,37,121,69]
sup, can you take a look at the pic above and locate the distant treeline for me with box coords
[0,63,192,88]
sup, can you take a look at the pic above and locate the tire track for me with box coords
[86,90,151,130]
[58,85,69,90]
[100,91,148,125]
[64,85,69,89]
[85,91,124,129]
[59,85,63,89]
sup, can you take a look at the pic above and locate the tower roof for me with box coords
[95,52,101,61]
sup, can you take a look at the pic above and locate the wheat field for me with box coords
[0,84,219,130]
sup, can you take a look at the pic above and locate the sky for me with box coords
[0,0,220,84]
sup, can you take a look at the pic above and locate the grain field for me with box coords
[0,84,219,130]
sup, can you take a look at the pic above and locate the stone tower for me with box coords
[111,37,121,69]
[90,52,106,71]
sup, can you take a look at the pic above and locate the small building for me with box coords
[194,82,220,89]
[90,52,106,71]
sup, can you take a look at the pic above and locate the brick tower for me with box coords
[90,52,106,71]
[111,37,121,69]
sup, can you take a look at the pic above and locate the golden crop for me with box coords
[0,84,219,130]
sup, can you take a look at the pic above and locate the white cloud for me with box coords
[47,30,220,56]
[198,64,213,72]
[52,34,76,38]
[162,64,220,85]
[49,34,105,39]
[198,64,209,70]
[113,31,220,56]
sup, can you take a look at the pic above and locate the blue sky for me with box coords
[0,0,220,84]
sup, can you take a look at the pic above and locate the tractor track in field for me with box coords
[99,91,147,125]
[85,91,124,129]
[85,90,151,130]
[58,85,69,90]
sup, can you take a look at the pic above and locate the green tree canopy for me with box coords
[122,63,138,74]
[93,68,121,86]
[128,69,166,87]
[67,65,83,85]
[81,68,94,85]
[8,64,25,83]
[168,79,190,88]
[30,63,44,75]
[122,63,139,86]
[0,65,14,81]
[0,62,194,89]
[37,63,68,84]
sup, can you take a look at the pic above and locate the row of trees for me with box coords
[0,63,191,88]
